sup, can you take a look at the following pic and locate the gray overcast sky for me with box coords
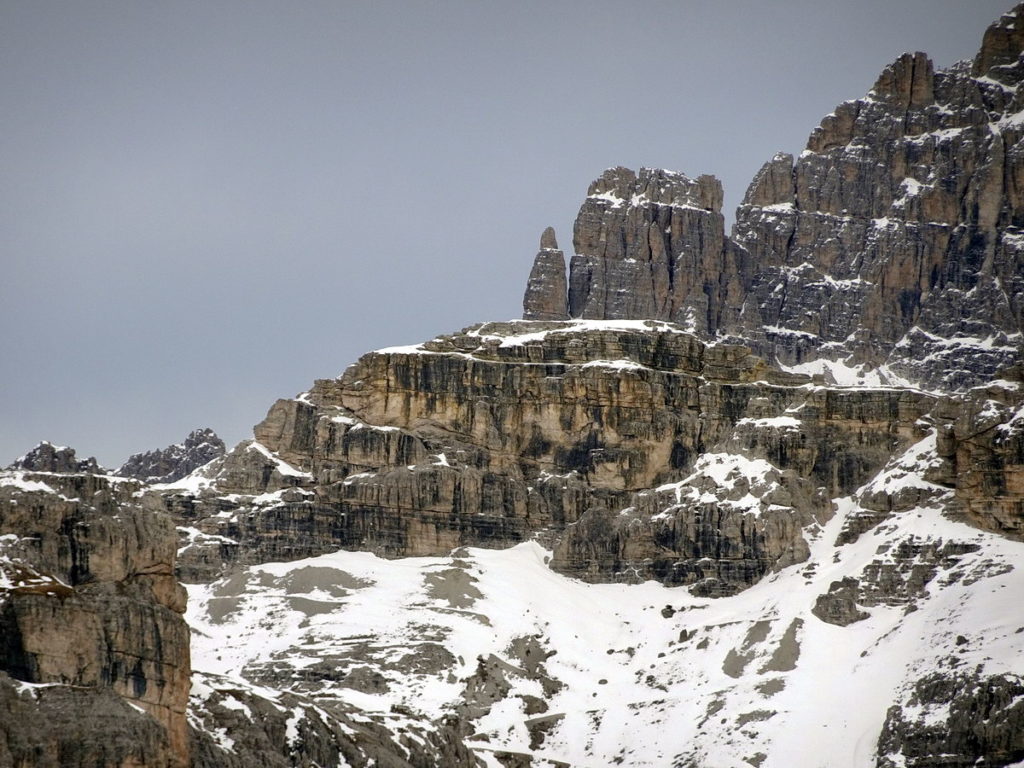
[1,0,1012,466]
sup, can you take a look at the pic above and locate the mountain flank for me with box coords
[1,6,1023,768]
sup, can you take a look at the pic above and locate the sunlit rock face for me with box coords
[0,469,191,767]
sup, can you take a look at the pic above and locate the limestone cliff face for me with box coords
[524,7,1024,392]
[732,35,1024,389]
[168,319,984,598]
[0,469,191,767]
[565,167,741,336]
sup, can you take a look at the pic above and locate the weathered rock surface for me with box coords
[7,441,102,474]
[877,670,1024,768]
[566,167,737,335]
[0,469,190,767]
[529,7,1024,393]
[118,427,226,484]
[0,671,177,768]
[523,227,569,321]
[164,318,1019,601]
[189,672,478,768]
[730,33,1024,390]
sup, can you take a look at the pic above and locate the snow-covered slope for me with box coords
[185,485,1024,767]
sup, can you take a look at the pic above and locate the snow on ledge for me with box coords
[246,442,312,479]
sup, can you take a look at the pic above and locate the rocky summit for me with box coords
[118,429,227,485]
[527,9,1024,392]
[2,6,1024,768]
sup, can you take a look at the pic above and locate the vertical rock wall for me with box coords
[0,472,190,767]
[526,6,1024,391]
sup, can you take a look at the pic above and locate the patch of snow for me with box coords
[374,343,429,355]
[152,469,216,494]
[485,319,691,348]
[580,359,648,372]
[858,431,946,497]
[588,190,626,208]
[777,357,920,390]
[183,496,1024,768]
[0,472,58,495]
[247,442,312,479]
[736,416,802,431]
[763,325,817,340]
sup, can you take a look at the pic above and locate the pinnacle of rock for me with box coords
[522,227,568,320]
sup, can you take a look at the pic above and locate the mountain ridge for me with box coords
[1,6,1023,767]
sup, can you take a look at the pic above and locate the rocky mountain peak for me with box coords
[539,225,558,250]
[973,2,1024,76]
[117,427,226,484]
[7,441,103,474]
[565,166,732,332]
[869,51,935,109]
[584,165,723,212]
[740,151,795,209]
[526,18,1024,393]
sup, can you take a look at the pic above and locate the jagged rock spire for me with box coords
[522,226,568,320]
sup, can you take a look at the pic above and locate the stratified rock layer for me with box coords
[0,470,191,767]
[163,319,1023,600]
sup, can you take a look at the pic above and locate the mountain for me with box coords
[527,12,1024,391]
[117,429,227,485]
[2,6,1023,768]
[7,441,103,475]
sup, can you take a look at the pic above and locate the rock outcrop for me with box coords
[523,227,569,321]
[730,34,1024,390]
[118,428,226,484]
[877,671,1024,768]
[166,318,988,598]
[8,441,102,474]
[564,167,738,335]
[524,7,1024,392]
[9,6,1024,768]
[189,672,478,768]
[0,469,191,766]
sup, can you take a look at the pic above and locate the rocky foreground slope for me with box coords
[2,5,1024,768]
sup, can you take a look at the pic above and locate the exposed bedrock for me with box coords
[166,320,963,596]
[0,471,191,767]
[525,8,1024,392]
